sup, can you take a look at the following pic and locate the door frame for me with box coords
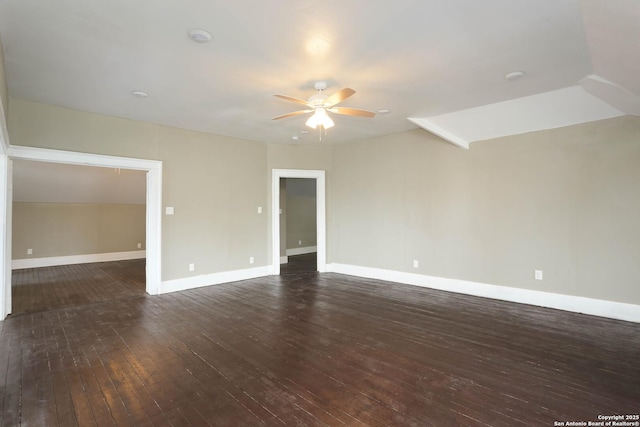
[271,169,326,275]
[2,146,162,318]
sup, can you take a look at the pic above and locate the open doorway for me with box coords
[11,160,147,314]
[2,146,162,319]
[279,178,317,275]
[271,169,326,275]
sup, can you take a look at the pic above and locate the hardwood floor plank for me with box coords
[11,259,146,315]
[2,256,639,425]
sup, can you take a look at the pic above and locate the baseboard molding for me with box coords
[12,250,146,270]
[286,246,317,256]
[280,256,288,264]
[160,266,271,294]
[326,263,640,324]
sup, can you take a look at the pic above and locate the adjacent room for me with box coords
[0,1,638,425]
[11,160,147,314]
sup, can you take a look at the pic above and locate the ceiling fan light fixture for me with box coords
[306,108,334,129]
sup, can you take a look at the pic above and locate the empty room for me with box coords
[0,1,639,426]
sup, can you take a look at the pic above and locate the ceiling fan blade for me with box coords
[325,88,356,107]
[271,110,312,120]
[330,107,376,118]
[274,94,311,107]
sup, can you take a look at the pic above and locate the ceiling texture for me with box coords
[0,0,639,148]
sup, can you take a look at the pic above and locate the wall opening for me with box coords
[271,169,325,275]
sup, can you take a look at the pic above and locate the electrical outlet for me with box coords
[413,260,419,268]
[535,270,543,280]
[166,207,175,215]
[189,263,195,272]
[27,248,33,255]
[257,206,262,214]
[298,240,302,246]
[137,243,142,249]
[249,257,254,264]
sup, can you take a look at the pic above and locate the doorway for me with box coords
[2,146,162,318]
[11,160,148,314]
[280,178,317,275]
[271,169,326,275]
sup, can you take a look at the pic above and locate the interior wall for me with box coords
[12,202,145,259]
[8,98,268,281]
[332,116,640,306]
[285,178,316,250]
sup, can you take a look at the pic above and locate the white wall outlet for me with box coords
[535,270,543,280]
[249,256,254,264]
[137,243,142,249]
[413,260,419,268]
[166,206,175,215]
[279,208,283,214]
[257,206,262,214]
[27,248,33,255]
[189,263,195,272]
[298,240,302,246]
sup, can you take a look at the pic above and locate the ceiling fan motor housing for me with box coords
[309,93,329,108]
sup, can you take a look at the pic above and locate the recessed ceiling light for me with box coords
[300,130,309,134]
[292,135,300,140]
[188,29,213,43]
[505,71,525,81]
[131,90,148,98]
[377,109,391,114]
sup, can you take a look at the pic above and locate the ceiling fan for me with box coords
[272,81,375,130]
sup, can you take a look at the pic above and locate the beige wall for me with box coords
[9,99,268,280]
[8,97,640,306]
[285,178,316,250]
[331,117,640,305]
[13,203,145,259]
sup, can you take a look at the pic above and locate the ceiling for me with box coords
[0,0,639,147]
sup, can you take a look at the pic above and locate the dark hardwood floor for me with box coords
[2,257,639,426]
[11,259,146,315]
[280,253,317,275]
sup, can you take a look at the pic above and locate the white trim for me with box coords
[6,146,162,306]
[12,250,146,270]
[286,246,317,256]
[407,117,470,149]
[160,266,270,294]
[0,155,10,319]
[0,91,10,319]
[271,169,326,275]
[326,263,640,324]
[280,256,288,264]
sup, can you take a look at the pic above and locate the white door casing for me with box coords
[1,146,162,319]
[271,169,326,275]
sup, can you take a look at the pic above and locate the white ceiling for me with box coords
[0,0,639,146]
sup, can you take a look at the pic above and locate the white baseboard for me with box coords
[286,246,317,256]
[12,250,146,270]
[280,256,288,264]
[160,266,270,294]
[326,263,640,324]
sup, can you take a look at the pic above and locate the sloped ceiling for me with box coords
[0,0,638,148]
[13,160,146,204]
